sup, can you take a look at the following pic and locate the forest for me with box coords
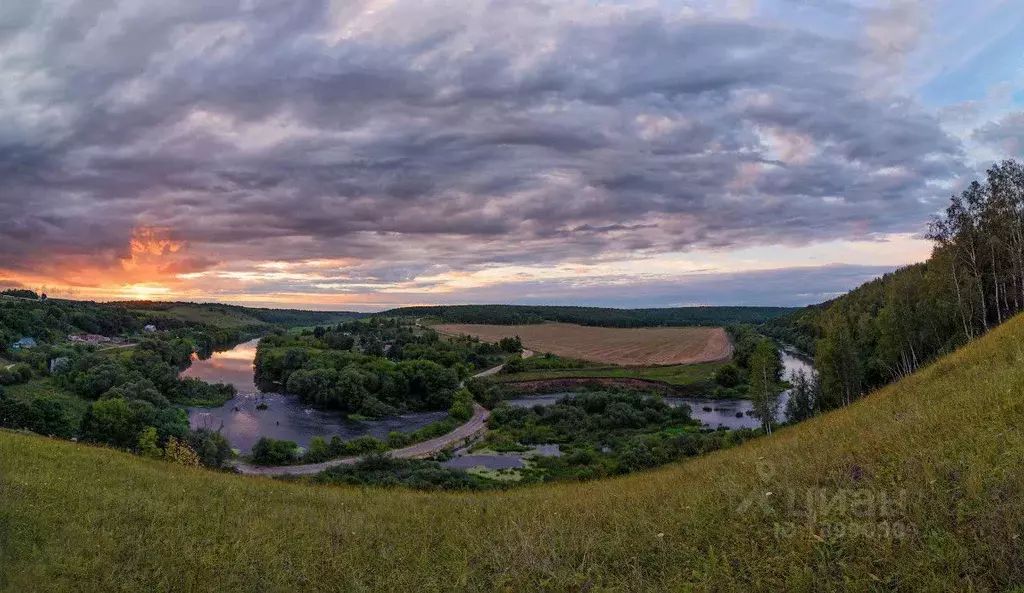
[254,318,515,416]
[112,300,363,327]
[763,159,1024,414]
[0,298,359,356]
[0,336,236,469]
[274,389,766,489]
[0,298,361,469]
[379,304,795,327]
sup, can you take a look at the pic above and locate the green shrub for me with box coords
[305,436,331,462]
[0,391,78,438]
[386,431,410,448]
[0,363,33,386]
[501,355,525,374]
[448,388,474,422]
[81,397,145,449]
[189,429,234,468]
[714,363,742,388]
[137,427,161,459]
[251,438,299,465]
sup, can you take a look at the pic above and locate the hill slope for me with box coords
[111,300,364,329]
[4,315,1024,590]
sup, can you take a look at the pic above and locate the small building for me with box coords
[144,324,157,333]
[12,337,37,350]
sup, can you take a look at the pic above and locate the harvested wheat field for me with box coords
[433,322,732,366]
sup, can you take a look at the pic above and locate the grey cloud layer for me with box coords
[975,112,1024,158]
[1,0,964,282]
[193,264,897,311]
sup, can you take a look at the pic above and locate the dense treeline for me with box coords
[0,289,41,299]
[0,298,302,356]
[0,336,236,467]
[313,455,491,491]
[763,159,1024,414]
[0,297,357,469]
[0,299,142,348]
[710,326,784,431]
[255,318,510,416]
[112,301,363,327]
[379,305,795,327]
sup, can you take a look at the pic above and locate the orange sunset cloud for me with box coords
[0,227,217,300]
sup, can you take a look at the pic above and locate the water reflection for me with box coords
[182,338,447,453]
[180,339,262,393]
[502,349,816,431]
[188,393,446,454]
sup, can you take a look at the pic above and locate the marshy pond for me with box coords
[181,339,813,461]
[182,339,447,454]
[503,350,814,430]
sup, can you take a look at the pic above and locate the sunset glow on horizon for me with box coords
[2,1,1021,311]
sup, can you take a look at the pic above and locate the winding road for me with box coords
[231,349,533,477]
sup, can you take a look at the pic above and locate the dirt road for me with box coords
[231,351,532,477]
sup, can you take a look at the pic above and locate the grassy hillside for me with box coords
[1,298,363,351]
[112,301,364,329]
[493,361,724,388]
[5,315,1024,590]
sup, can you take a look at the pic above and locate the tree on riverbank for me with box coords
[784,369,819,423]
[748,340,781,433]
[764,160,1024,417]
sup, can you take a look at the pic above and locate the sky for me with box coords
[0,0,1022,311]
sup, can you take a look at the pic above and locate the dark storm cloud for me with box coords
[0,0,965,280]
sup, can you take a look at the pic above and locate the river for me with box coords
[502,350,815,430]
[444,350,814,471]
[182,340,813,457]
[181,339,448,454]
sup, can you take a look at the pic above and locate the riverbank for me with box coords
[7,310,1020,589]
[231,402,491,476]
[229,351,534,476]
[498,375,713,397]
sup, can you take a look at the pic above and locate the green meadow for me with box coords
[4,314,1024,591]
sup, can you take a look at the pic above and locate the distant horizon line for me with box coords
[6,294,809,315]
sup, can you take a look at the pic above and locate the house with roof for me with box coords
[12,337,37,350]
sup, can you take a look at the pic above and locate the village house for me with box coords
[12,337,37,350]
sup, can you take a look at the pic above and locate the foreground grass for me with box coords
[495,361,724,386]
[5,317,1024,590]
